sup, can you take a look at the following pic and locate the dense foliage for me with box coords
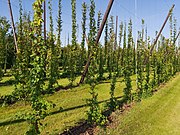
[0,0,179,134]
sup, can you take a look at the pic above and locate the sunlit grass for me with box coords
[98,74,180,135]
[0,75,127,135]
[1,72,175,135]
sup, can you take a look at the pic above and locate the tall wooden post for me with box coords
[79,0,115,84]
[8,0,18,53]
[149,4,175,55]
[144,4,175,65]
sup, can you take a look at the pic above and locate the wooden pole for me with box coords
[149,4,175,55]
[95,0,114,46]
[8,0,18,53]
[79,0,114,84]
[144,4,175,65]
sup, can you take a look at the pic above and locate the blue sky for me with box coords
[0,0,179,46]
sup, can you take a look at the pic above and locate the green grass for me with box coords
[1,73,178,135]
[0,86,15,96]
[1,76,14,82]
[99,73,180,135]
[0,76,15,96]
[0,76,78,97]
[0,75,136,135]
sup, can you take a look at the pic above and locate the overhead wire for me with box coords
[115,0,141,21]
[1,0,19,9]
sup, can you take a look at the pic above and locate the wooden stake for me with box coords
[149,4,175,55]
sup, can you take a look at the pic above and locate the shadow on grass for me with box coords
[0,119,24,127]
[0,79,15,87]
[55,84,79,91]
[50,96,123,116]
[0,96,123,127]
[60,96,124,135]
[54,77,121,92]
[98,80,123,84]
[54,77,113,92]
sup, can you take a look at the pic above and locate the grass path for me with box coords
[101,74,180,135]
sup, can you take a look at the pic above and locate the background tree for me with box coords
[0,17,11,80]
[13,0,31,100]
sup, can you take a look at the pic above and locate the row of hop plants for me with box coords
[86,8,180,129]
[0,0,179,134]
[0,0,62,134]
[1,1,178,87]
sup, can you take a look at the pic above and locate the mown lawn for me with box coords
[98,73,180,135]
[1,74,179,135]
[0,75,137,135]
